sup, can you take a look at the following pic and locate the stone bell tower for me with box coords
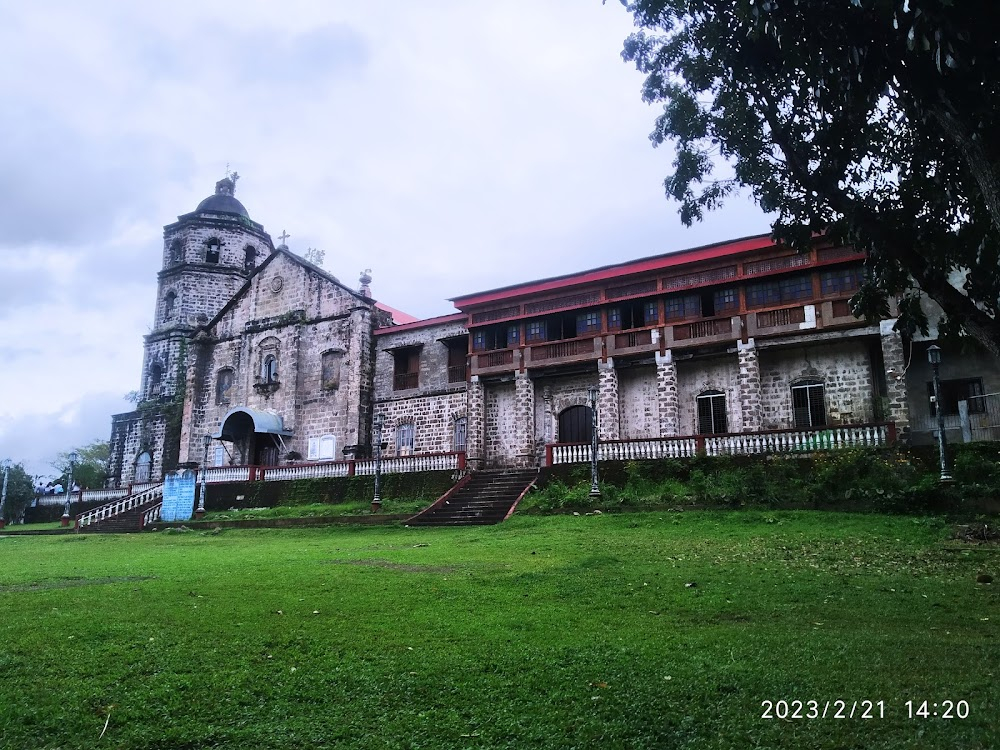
[109,175,275,486]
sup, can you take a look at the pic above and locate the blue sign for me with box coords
[161,470,196,522]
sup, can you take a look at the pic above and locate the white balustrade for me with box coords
[261,462,351,481]
[203,466,251,484]
[548,424,890,465]
[77,483,164,529]
[140,504,162,528]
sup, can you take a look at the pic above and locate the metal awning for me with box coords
[213,407,293,440]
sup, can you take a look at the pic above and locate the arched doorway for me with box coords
[134,451,152,482]
[214,407,291,466]
[558,405,593,444]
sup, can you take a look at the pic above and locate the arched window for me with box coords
[216,368,234,405]
[696,390,728,434]
[135,452,152,483]
[244,245,257,272]
[148,363,163,398]
[205,238,221,264]
[163,291,177,319]
[396,422,415,455]
[321,350,342,390]
[170,240,183,263]
[792,380,827,428]
[261,355,278,384]
[453,417,467,453]
[558,405,593,444]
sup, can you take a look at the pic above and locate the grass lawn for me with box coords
[201,499,428,522]
[0,511,996,749]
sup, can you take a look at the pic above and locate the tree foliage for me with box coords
[1,462,35,523]
[620,0,1000,355]
[53,439,110,490]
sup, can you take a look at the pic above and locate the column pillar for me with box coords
[879,320,911,442]
[737,339,763,432]
[656,350,679,437]
[466,376,485,470]
[513,372,536,467]
[597,359,620,441]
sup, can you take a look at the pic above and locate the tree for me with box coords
[53,440,110,490]
[1,462,35,524]
[619,0,1000,356]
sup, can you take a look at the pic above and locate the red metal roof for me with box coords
[374,302,420,325]
[374,311,466,335]
[449,233,776,309]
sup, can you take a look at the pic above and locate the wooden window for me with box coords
[472,331,486,351]
[608,307,623,331]
[577,311,600,334]
[792,382,826,427]
[665,293,699,321]
[713,287,738,313]
[779,275,813,301]
[746,280,781,308]
[393,348,420,390]
[453,417,467,452]
[261,355,279,384]
[696,391,728,434]
[396,423,415,454]
[447,344,466,383]
[526,321,546,342]
[927,378,984,417]
[820,267,863,296]
[643,300,659,325]
[506,325,520,347]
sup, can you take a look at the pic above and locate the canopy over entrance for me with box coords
[213,407,293,441]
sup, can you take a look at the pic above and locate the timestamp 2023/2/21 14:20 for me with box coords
[760,699,971,720]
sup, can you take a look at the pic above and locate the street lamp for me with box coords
[197,434,211,519]
[61,450,78,527]
[0,459,10,530]
[588,385,601,498]
[372,413,384,512]
[927,345,953,482]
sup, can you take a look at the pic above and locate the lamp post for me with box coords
[61,450,78,527]
[197,435,211,519]
[927,345,953,482]
[372,413,384,512]
[588,386,601,498]
[0,459,10,530]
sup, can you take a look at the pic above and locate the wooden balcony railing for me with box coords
[672,316,734,342]
[393,371,419,390]
[755,306,806,329]
[476,349,514,369]
[613,329,653,350]
[529,336,598,362]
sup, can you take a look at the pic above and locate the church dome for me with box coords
[195,176,249,218]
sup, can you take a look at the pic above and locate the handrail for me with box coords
[75,483,164,530]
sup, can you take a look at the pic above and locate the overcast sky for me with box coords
[0,1,770,479]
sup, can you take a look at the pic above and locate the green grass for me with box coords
[202,498,429,521]
[3,521,65,532]
[0,512,997,749]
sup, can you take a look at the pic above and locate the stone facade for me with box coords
[110,186,999,486]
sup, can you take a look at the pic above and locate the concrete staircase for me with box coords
[407,469,537,526]
[78,502,160,533]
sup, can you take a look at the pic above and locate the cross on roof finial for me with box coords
[278,230,290,246]
[225,162,230,178]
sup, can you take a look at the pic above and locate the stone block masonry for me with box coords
[656,351,679,437]
[737,340,764,432]
[879,321,910,437]
[597,360,620,441]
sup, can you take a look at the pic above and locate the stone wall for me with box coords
[676,354,742,434]
[758,340,876,428]
[373,391,468,456]
[485,381,518,467]
[617,364,658,439]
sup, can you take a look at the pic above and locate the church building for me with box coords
[107,178,1000,487]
